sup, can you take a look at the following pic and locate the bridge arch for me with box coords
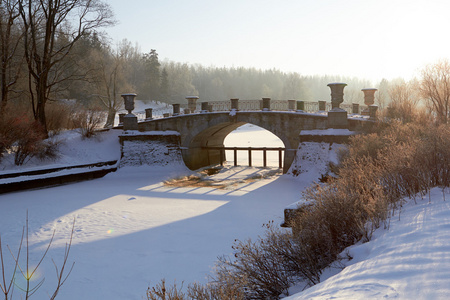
[138,111,332,173]
[184,121,289,170]
[177,113,300,173]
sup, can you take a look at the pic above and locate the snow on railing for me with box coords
[119,100,367,122]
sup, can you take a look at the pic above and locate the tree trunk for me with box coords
[104,107,116,128]
[0,70,7,113]
[35,77,48,138]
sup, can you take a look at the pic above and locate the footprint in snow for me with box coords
[128,197,137,201]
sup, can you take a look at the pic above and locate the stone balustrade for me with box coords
[118,83,380,129]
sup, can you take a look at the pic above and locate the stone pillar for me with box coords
[184,108,190,114]
[173,104,180,116]
[297,100,305,112]
[327,82,347,110]
[230,98,239,110]
[186,96,199,113]
[123,114,138,130]
[288,100,296,111]
[352,103,359,114]
[145,108,153,120]
[201,102,209,113]
[118,113,126,125]
[318,100,327,111]
[123,93,136,114]
[369,105,378,120]
[121,93,138,130]
[262,98,271,111]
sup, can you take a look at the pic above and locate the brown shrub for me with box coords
[72,108,106,139]
[146,278,245,300]
[0,113,62,165]
[12,117,46,165]
[147,279,186,300]
[0,116,15,162]
[46,101,79,134]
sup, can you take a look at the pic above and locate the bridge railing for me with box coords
[200,100,365,114]
[133,107,173,121]
[126,100,368,122]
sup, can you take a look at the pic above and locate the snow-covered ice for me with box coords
[0,165,308,299]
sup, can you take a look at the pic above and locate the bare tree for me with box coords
[18,0,115,136]
[419,60,450,124]
[0,0,23,113]
[387,79,420,123]
[282,72,306,100]
[89,41,134,128]
[1,213,75,300]
[344,88,363,104]
[376,78,390,110]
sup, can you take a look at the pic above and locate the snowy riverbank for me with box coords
[286,187,450,299]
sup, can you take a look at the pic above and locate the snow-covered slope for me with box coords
[285,188,450,300]
[0,129,122,173]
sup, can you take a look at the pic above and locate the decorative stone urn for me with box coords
[186,96,199,113]
[327,83,347,110]
[327,83,348,128]
[122,93,137,114]
[361,88,377,106]
[121,93,138,130]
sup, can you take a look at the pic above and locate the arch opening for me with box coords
[183,121,289,171]
[224,124,285,167]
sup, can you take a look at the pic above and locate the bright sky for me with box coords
[105,0,450,83]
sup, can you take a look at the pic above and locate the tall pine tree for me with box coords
[143,49,161,100]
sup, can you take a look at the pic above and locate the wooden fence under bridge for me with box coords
[202,146,285,168]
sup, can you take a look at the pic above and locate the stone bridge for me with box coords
[118,84,378,173]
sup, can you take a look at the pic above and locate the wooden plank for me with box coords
[263,148,267,167]
[279,148,283,169]
[200,146,285,169]
[202,146,285,151]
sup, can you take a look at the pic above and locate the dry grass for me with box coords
[164,174,233,189]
